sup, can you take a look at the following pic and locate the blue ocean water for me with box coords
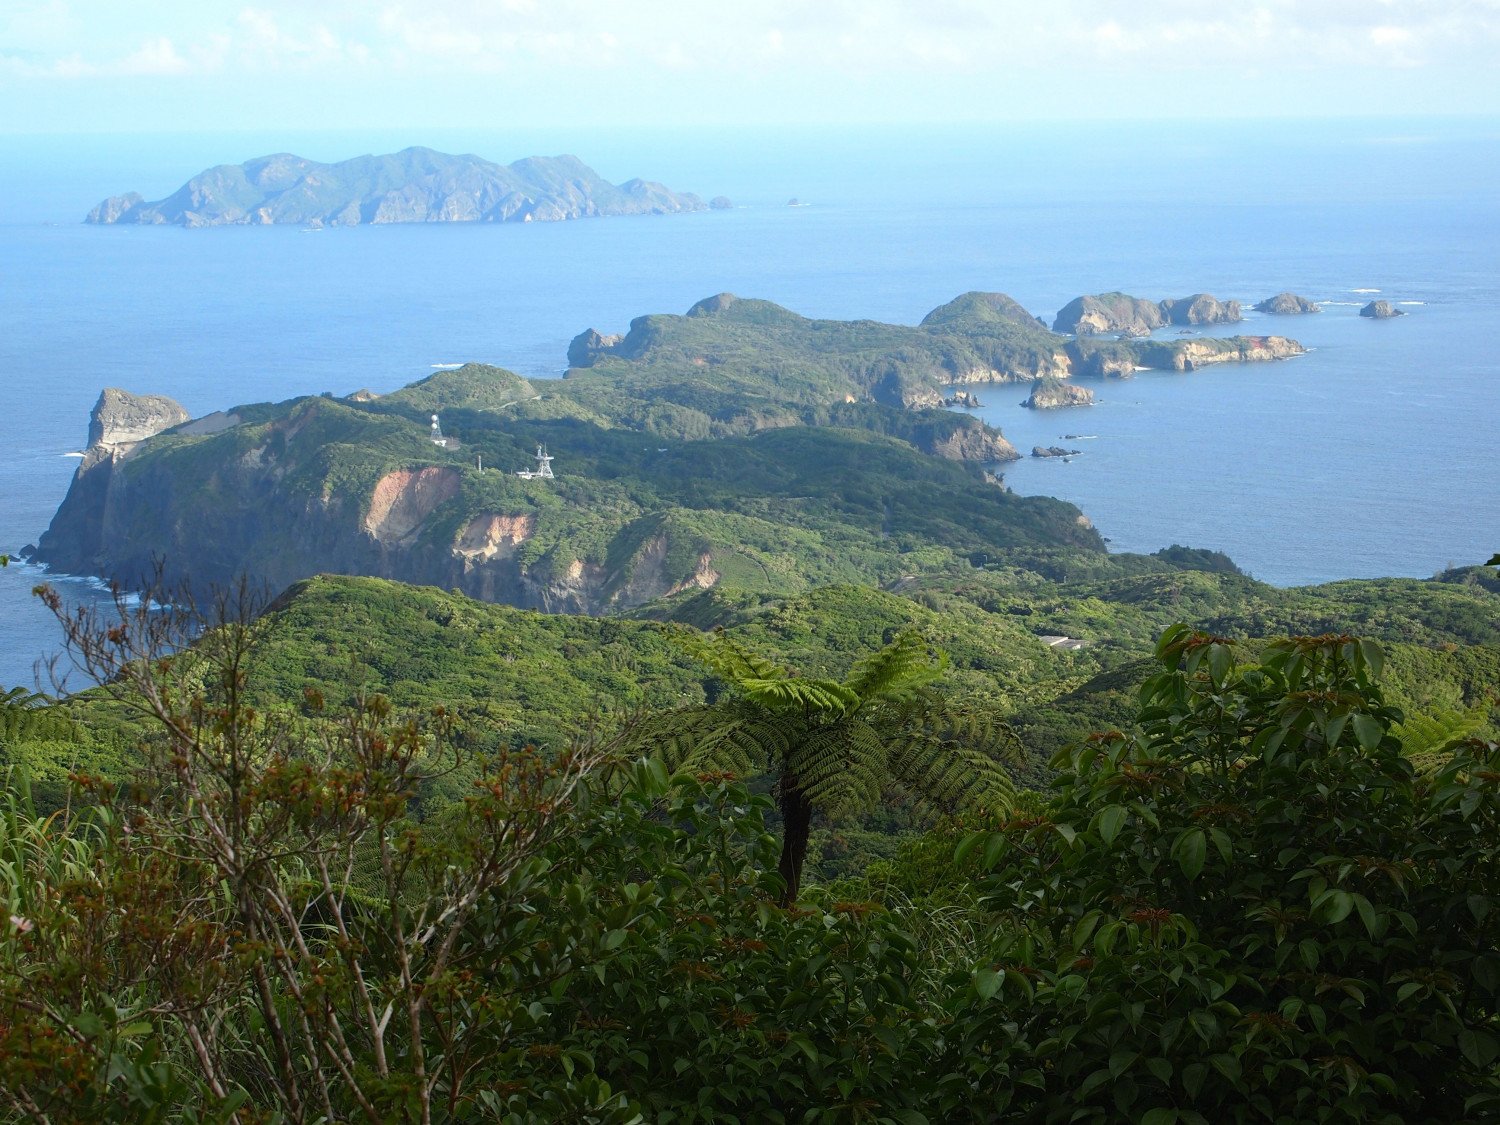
[2,120,1497,689]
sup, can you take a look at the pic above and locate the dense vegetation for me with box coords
[4,597,1498,1121]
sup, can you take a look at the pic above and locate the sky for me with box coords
[2,0,1500,133]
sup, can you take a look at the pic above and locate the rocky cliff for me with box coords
[86,148,709,228]
[33,378,1097,615]
[33,389,191,576]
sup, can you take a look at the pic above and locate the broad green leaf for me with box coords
[1351,713,1384,751]
[1324,890,1354,925]
[1096,805,1127,846]
[1171,828,1207,880]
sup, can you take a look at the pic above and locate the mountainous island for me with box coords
[33,288,1304,608]
[85,147,715,227]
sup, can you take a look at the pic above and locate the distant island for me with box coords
[85,147,717,228]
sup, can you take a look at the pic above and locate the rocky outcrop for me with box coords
[1159,293,1241,326]
[87,388,190,448]
[1054,293,1166,336]
[925,424,1019,462]
[1022,376,1095,409]
[1360,300,1405,319]
[86,148,712,228]
[85,192,146,224]
[34,389,192,576]
[1056,291,1243,335]
[1032,446,1081,458]
[943,391,981,408]
[709,196,733,210]
[567,328,625,368]
[1254,292,1320,315]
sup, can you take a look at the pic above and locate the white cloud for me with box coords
[5,0,1500,88]
[117,36,191,76]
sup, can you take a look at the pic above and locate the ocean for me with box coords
[2,120,1497,689]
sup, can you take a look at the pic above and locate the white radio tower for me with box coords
[516,444,554,480]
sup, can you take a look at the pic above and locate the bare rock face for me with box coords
[1159,293,1242,326]
[364,467,462,544]
[454,513,535,562]
[1360,300,1405,319]
[1022,376,1095,409]
[1053,293,1166,336]
[87,388,190,448]
[1254,292,1321,315]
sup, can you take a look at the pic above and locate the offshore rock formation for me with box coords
[1159,293,1242,326]
[1053,293,1167,336]
[1055,291,1243,335]
[1022,376,1095,409]
[1360,300,1405,319]
[1254,292,1321,315]
[86,148,709,228]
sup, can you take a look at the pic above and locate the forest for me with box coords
[3,551,1499,1121]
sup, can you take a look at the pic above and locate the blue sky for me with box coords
[3,0,1499,133]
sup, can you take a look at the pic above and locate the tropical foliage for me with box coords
[618,627,1020,900]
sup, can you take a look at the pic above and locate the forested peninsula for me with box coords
[32,289,1303,602]
[85,147,712,227]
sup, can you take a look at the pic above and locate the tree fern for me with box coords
[618,627,1023,901]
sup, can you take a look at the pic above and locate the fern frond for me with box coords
[740,677,858,716]
[887,735,1018,813]
[670,628,792,686]
[843,630,943,703]
[614,703,792,779]
[794,718,889,817]
[883,697,1023,813]
[1396,704,1492,773]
